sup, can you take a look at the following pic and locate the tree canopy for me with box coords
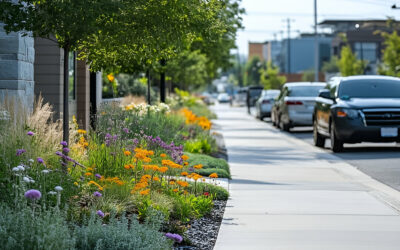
[244,56,263,86]
[378,31,400,77]
[338,45,365,76]
[260,61,286,89]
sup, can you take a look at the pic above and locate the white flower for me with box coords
[28,159,34,163]
[48,191,57,195]
[54,186,63,192]
[41,170,50,174]
[12,167,20,172]
[23,177,30,183]
[17,165,25,171]
[30,179,35,184]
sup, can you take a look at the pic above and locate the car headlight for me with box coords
[336,108,359,119]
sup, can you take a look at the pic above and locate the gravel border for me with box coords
[175,200,227,250]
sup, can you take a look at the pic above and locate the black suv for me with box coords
[313,75,400,152]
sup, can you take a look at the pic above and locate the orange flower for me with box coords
[143,157,152,163]
[181,172,188,176]
[124,150,131,156]
[160,153,167,158]
[124,164,131,170]
[172,189,179,193]
[169,181,176,185]
[141,175,151,181]
[181,155,189,161]
[153,176,160,181]
[107,74,115,82]
[184,162,188,166]
[158,167,168,173]
[87,167,94,172]
[177,180,189,187]
[85,172,92,176]
[209,173,218,178]
[77,129,87,134]
[140,189,150,195]
[194,164,203,169]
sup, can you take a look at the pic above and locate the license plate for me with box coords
[381,127,398,137]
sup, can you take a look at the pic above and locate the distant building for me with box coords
[248,42,266,61]
[264,40,282,67]
[280,34,333,73]
[319,19,400,74]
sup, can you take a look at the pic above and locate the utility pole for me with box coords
[314,0,319,82]
[237,50,243,87]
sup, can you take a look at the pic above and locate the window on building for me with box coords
[69,52,76,100]
[354,42,377,63]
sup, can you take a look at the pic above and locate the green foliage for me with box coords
[170,193,213,222]
[75,213,172,250]
[338,45,366,76]
[379,31,400,77]
[322,56,339,73]
[244,56,264,86]
[185,153,230,179]
[0,204,76,250]
[301,69,315,82]
[260,61,286,89]
[184,137,216,155]
[189,183,229,201]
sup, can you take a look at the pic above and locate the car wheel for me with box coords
[313,120,325,147]
[279,115,290,132]
[330,122,343,152]
[271,112,277,126]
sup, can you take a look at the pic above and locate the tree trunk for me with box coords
[146,69,151,105]
[160,59,166,102]
[63,45,70,146]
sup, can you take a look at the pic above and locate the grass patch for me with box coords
[185,152,230,179]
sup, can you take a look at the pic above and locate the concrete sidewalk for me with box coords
[213,105,400,250]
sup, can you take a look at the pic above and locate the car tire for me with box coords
[271,113,277,126]
[313,120,325,147]
[279,115,290,132]
[330,123,343,152]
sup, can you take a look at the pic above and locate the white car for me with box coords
[217,93,231,103]
[255,90,281,120]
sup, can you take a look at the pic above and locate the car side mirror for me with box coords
[318,89,333,99]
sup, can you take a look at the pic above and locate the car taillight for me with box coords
[285,101,303,105]
[262,100,270,104]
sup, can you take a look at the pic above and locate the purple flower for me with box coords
[63,147,70,153]
[95,174,101,179]
[97,210,105,218]
[24,189,41,200]
[93,191,102,197]
[27,131,34,136]
[16,149,26,156]
[165,233,183,243]
[60,141,68,146]
[55,151,63,157]
[123,128,129,133]
[37,157,44,164]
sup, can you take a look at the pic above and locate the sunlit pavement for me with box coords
[212,103,400,250]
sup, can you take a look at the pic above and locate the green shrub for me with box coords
[188,183,229,201]
[0,204,76,250]
[75,212,172,250]
[185,152,230,179]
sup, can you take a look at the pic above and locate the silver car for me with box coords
[273,82,326,131]
[255,89,281,120]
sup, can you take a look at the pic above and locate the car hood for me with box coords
[339,98,400,109]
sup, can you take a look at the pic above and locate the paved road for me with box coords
[213,104,400,250]
[256,113,400,192]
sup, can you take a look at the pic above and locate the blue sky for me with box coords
[236,0,399,55]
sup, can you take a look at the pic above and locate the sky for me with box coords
[236,0,400,56]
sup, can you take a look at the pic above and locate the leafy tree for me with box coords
[244,56,263,86]
[0,0,121,150]
[338,45,365,76]
[378,31,400,77]
[322,56,339,73]
[260,61,286,89]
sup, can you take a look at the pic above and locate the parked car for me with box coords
[231,87,247,106]
[217,93,231,103]
[246,86,264,114]
[313,75,400,152]
[255,89,281,120]
[272,82,327,131]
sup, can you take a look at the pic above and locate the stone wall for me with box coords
[0,23,35,111]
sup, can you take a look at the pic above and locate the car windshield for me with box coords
[288,85,325,97]
[249,89,263,97]
[338,79,400,98]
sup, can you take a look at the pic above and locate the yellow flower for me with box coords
[181,155,189,161]
[160,153,167,158]
[77,129,87,134]
[194,164,203,169]
[124,150,131,156]
[184,162,188,166]
[73,182,78,186]
[209,173,218,178]
[169,181,176,185]
[140,189,150,196]
[67,168,71,172]
[107,74,115,82]
[87,167,94,172]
